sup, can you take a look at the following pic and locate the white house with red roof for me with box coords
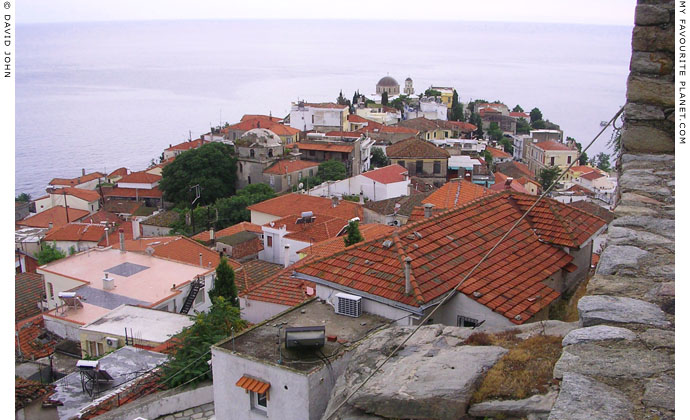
[49,170,105,190]
[34,187,101,214]
[163,138,210,161]
[288,102,349,132]
[263,159,320,193]
[43,223,108,254]
[306,164,410,202]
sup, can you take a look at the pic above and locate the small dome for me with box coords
[238,128,282,147]
[377,76,399,87]
[405,77,412,82]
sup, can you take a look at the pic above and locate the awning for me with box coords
[236,375,270,395]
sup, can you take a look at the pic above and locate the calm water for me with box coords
[16,20,632,197]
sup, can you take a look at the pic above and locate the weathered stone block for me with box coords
[624,102,666,120]
[553,344,673,379]
[587,274,657,299]
[627,75,674,106]
[562,325,636,346]
[548,373,633,420]
[630,51,673,75]
[578,295,670,328]
[610,215,674,239]
[469,391,557,419]
[596,245,649,275]
[639,328,674,349]
[621,124,674,154]
[635,4,671,25]
[632,25,674,52]
[643,375,675,410]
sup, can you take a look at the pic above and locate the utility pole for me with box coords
[63,191,69,223]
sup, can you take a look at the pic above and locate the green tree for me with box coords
[424,88,442,97]
[481,149,493,169]
[336,90,350,106]
[371,147,389,168]
[36,242,66,265]
[450,90,465,122]
[516,118,531,134]
[318,160,347,181]
[530,108,543,124]
[213,184,276,229]
[15,193,31,202]
[469,113,483,138]
[344,220,364,247]
[487,122,503,141]
[381,91,389,106]
[209,258,238,306]
[160,297,246,387]
[531,120,546,129]
[539,166,562,192]
[569,138,589,165]
[593,152,611,172]
[159,142,237,206]
[498,137,514,155]
[512,104,524,113]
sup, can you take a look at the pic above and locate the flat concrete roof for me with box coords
[46,302,112,325]
[216,299,388,373]
[80,305,194,343]
[53,346,167,420]
[38,247,210,306]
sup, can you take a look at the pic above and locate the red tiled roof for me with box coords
[19,206,90,229]
[302,102,348,109]
[104,187,163,199]
[118,171,162,184]
[486,146,512,159]
[568,201,614,224]
[248,193,363,220]
[298,191,580,324]
[580,171,606,181]
[16,273,44,322]
[192,221,263,242]
[228,119,300,137]
[495,161,534,180]
[348,114,381,125]
[445,120,478,132]
[269,213,350,243]
[16,315,57,360]
[490,177,530,193]
[517,176,541,188]
[569,165,605,175]
[301,223,396,258]
[49,172,105,187]
[15,377,60,410]
[395,117,454,132]
[236,259,284,294]
[44,223,107,243]
[242,267,314,307]
[535,141,574,152]
[264,160,320,175]
[241,114,282,123]
[296,142,354,153]
[509,112,530,118]
[361,164,408,184]
[51,187,101,202]
[479,107,501,116]
[125,236,241,270]
[107,167,129,179]
[421,179,494,210]
[236,375,270,394]
[165,138,209,152]
[386,137,450,159]
[566,184,595,196]
[99,221,141,247]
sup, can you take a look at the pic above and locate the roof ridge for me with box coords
[544,198,579,247]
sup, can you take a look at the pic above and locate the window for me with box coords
[433,131,437,138]
[309,169,314,177]
[444,131,449,138]
[267,236,272,247]
[269,175,274,186]
[47,282,54,300]
[298,172,303,180]
[194,286,205,306]
[311,115,314,124]
[88,340,105,357]
[457,316,479,328]
[287,175,292,185]
[248,176,252,185]
[239,163,243,173]
[250,149,255,158]
[309,150,316,157]
[550,157,555,166]
[268,149,273,157]
[433,161,441,174]
[415,160,423,174]
[567,156,572,164]
[251,391,268,413]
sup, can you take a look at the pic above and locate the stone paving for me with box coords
[156,402,215,420]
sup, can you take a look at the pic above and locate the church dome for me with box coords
[405,77,412,82]
[237,128,282,147]
[377,76,399,87]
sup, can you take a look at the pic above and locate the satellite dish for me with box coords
[298,183,304,189]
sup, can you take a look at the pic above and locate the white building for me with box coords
[289,102,348,132]
[306,164,410,202]
[404,98,448,121]
[354,106,401,125]
[211,299,388,420]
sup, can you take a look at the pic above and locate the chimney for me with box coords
[199,252,203,267]
[283,244,290,268]
[359,191,364,205]
[404,257,412,295]
[505,177,513,187]
[118,229,125,253]
[423,203,434,219]
[48,222,53,230]
[464,172,472,181]
[103,273,114,290]
[210,227,215,242]
[132,218,140,240]
[82,168,86,176]
[332,196,339,207]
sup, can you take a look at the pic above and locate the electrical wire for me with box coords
[323,106,625,419]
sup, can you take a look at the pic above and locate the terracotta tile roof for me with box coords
[107,167,129,179]
[490,177,530,193]
[104,187,163,199]
[228,119,299,136]
[135,236,241,270]
[236,259,284,294]
[44,223,108,243]
[269,213,350,243]
[242,266,314,307]
[445,120,478,132]
[361,164,408,184]
[566,184,595,196]
[364,191,433,218]
[248,193,363,220]
[479,107,501,116]
[103,200,142,214]
[165,138,210,152]
[296,142,354,153]
[119,171,162,184]
[124,236,177,251]
[509,111,530,118]
[395,116,457,132]
[99,221,141,247]
[568,201,615,224]
[580,171,606,181]
[386,137,450,159]
[421,179,494,209]
[80,210,122,225]
[19,206,90,229]
[568,165,605,175]
[301,102,348,109]
[16,273,44,322]
[348,114,381,125]
[241,114,282,123]
[495,161,534,179]
[51,187,101,202]
[265,123,300,136]
[534,141,574,151]
[486,146,512,159]
[297,191,578,324]
[510,192,608,248]
[263,159,319,175]
[517,176,541,188]
[15,315,58,360]
[147,157,175,171]
[301,223,396,258]
[49,172,105,187]
[15,377,60,410]
[192,221,263,242]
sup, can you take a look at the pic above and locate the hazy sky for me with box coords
[19,0,637,26]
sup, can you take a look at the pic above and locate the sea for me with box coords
[15,20,633,197]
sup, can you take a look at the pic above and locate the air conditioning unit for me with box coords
[335,292,362,318]
[105,337,119,348]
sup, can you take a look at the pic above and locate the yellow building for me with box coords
[430,86,455,109]
[526,140,578,175]
[563,165,606,182]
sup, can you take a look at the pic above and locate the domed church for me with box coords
[376,76,400,95]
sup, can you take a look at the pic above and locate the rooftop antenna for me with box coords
[189,130,192,141]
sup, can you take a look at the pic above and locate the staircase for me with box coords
[180,279,203,314]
